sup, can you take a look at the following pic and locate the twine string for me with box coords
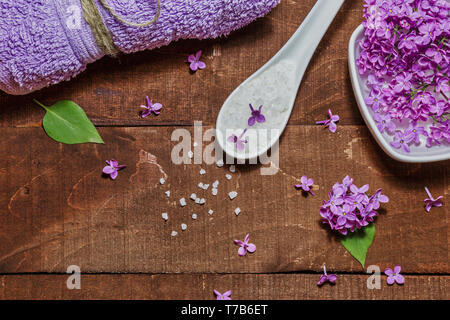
[80,0,161,56]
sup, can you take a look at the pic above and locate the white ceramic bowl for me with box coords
[348,25,450,163]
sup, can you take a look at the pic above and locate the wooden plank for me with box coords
[0,274,448,300]
[0,0,364,128]
[0,126,448,274]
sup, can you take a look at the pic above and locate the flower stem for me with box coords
[424,186,432,199]
[33,99,48,110]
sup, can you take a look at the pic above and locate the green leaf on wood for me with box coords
[340,224,375,268]
[34,99,104,144]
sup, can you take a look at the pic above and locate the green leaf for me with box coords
[340,224,375,268]
[34,100,104,144]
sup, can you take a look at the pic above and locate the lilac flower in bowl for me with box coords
[349,12,450,163]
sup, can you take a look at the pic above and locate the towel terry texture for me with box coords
[0,0,280,95]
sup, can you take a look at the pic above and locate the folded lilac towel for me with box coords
[0,0,280,95]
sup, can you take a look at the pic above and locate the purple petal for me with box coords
[227,135,237,143]
[141,110,151,118]
[317,275,328,286]
[187,55,195,63]
[197,61,206,70]
[238,246,247,256]
[328,122,337,133]
[190,62,198,72]
[394,274,405,284]
[384,268,394,276]
[244,234,250,243]
[246,243,256,253]
[256,114,266,123]
[103,166,115,174]
[236,141,246,151]
[152,103,163,111]
[327,274,337,283]
[110,170,118,180]
[234,240,244,246]
[393,265,402,274]
[248,116,256,127]
[195,50,202,60]
[223,290,232,297]
[386,276,395,285]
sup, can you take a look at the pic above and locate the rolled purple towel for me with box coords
[0,0,280,95]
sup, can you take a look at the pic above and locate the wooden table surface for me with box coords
[0,0,448,300]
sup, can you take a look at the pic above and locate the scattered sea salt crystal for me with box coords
[192,213,197,220]
[212,180,219,188]
[200,169,206,175]
[212,188,218,196]
[201,184,210,190]
[216,159,224,167]
[165,190,170,197]
[190,193,197,201]
[199,198,206,205]
[181,223,187,231]
[195,198,201,204]
[225,174,232,180]
[171,231,178,237]
[198,182,204,188]
[160,178,165,185]
[162,213,168,221]
[208,209,214,215]
[228,191,238,200]
[229,165,235,173]
[180,198,187,207]
[193,142,198,147]
[188,151,193,159]
[234,207,241,216]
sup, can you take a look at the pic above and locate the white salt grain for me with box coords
[162,213,168,221]
[190,193,197,201]
[198,182,204,188]
[181,223,187,231]
[201,184,210,190]
[199,198,206,205]
[200,169,206,175]
[192,213,197,220]
[228,191,238,200]
[188,151,193,159]
[160,178,165,185]
[171,231,178,237]
[229,165,236,173]
[193,142,198,147]
[212,188,218,196]
[234,207,241,216]
[212,180,219,188]
[208,209,214,215]
[165,190,170,197]
[225,174,232,180]
[216,159,224,167]
[180,198,187,207]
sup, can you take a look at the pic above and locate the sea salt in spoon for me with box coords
[216,0,345,161]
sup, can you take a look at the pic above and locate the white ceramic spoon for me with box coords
[216,0,345,161]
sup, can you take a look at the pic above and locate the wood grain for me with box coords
[0,0,364,128]
[0,126,447,274]
[0,274,447,300]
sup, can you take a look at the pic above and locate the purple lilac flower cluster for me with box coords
[357,0,450,152]
[320,176,389,235]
